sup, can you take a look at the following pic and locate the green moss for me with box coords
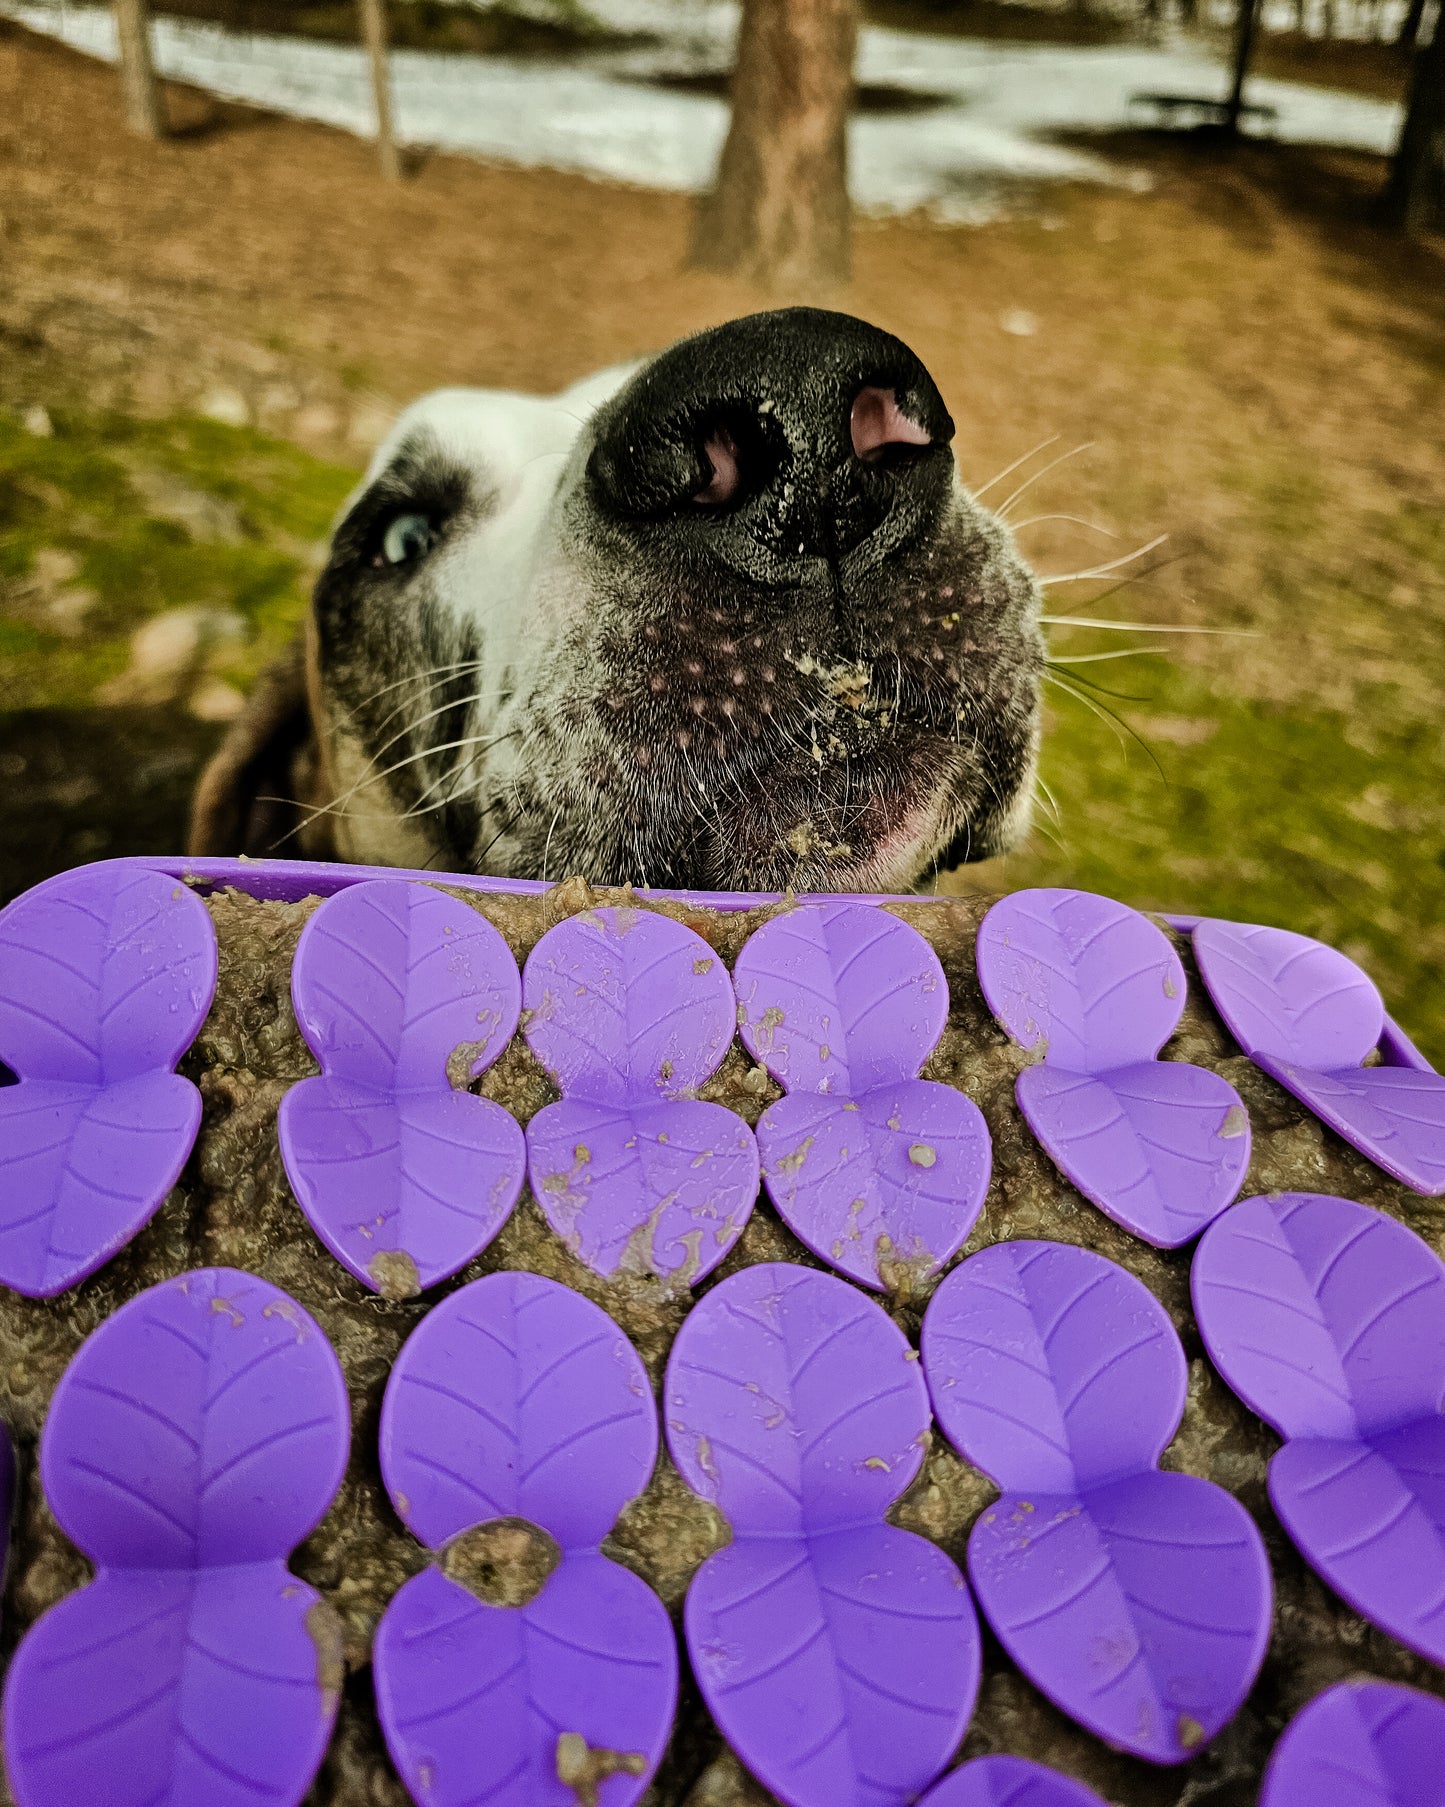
[0,410,356,711]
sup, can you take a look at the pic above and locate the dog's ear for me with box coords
[188,638,334,859]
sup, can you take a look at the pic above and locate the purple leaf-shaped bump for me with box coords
[734,901,948,1094]
[977,890,1185,1073]
[380,1270,657,1552]
[1014,1060,1250,1249]
[922,1239,1186,1493]
[668,1261,932,1533]
[2,1270,350,1807]
[668,1265,980,1807]
[1192,1192,1445,1664]
[1260,1681,1445,1807]
[522,907,757,1285]
[1263,1064,1445,1197]
[923,1242,1271,1765]
[0,865,216,1297]
[280,879,526,1296]
[376,1272,675,1807]
[919,1755,1109,1806]
[524,905,736,1103]
[756,1080,990,1290]
[1192,920,1383,1069]
[376,1552,675,1807]
[1192,921,1445,1195]
[1191,1192,1445,1442]
[736,902,990,1288]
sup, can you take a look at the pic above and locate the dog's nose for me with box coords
[587,308,955,565]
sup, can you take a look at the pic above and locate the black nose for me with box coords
[586,308,955,566]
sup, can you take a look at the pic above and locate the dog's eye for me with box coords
[376,512,438,568]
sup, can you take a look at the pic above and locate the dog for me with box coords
[190,308,1044,893]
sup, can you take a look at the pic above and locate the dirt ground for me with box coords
[1,19,1442,1053]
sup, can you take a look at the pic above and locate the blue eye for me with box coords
[379,512,438,567]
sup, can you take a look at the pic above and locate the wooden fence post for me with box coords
[114,0,164,138]
[358,0,401,181]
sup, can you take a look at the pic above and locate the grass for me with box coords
[0,410,357,712]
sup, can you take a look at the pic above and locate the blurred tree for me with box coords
[1398,0,1429,50]
[1385,5,1444,230]
[115,0,164,135]
[1225,0,1262,133]
[692,0,858,289]
[358,0,400,180]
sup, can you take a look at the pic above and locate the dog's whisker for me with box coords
[1044,670,1166,780]
[400,732,523,820]
[539,807,563,888]
[335,660,484,730]
[288,727,514,840]
[1010,513,1122,539]
[355,689,492,785]
[970,433,1061,500]
[1042,615,1251,636]
[367,669,488,744]
[995,443,1096,520]
[1040,535,1169,586]
[1046,648,1163,666]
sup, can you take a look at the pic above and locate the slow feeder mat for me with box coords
[0,855,1443,1807]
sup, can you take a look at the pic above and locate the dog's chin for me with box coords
[666,735,1032,894]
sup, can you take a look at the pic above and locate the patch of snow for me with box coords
[3,0,1403,223]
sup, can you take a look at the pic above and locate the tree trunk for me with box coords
[1226,0,1261,133]
[1396,0,1429,51]
[114,0,164,137]
[691,0,858,291]
[1384,6,1445,231]
[358,0,401,181]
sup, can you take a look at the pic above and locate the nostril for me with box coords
[694,428,742,506]
[850,386,933,463]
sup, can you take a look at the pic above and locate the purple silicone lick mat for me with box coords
[1,1268,350,1807]
[0,864,217,1297]
[918,1756,1108,1807]
[1259,1680,1445,1807]
[732,902,991,1290]
[921,1240,1271,1765]
[975,890,1250,1248]
[374,1270,676,1807]
[665,1262,980,1807]
[1191,1191,1445,1665]
[1190,919,1445,1194]
[521,905,759,1285]
[279,878,526,1297]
